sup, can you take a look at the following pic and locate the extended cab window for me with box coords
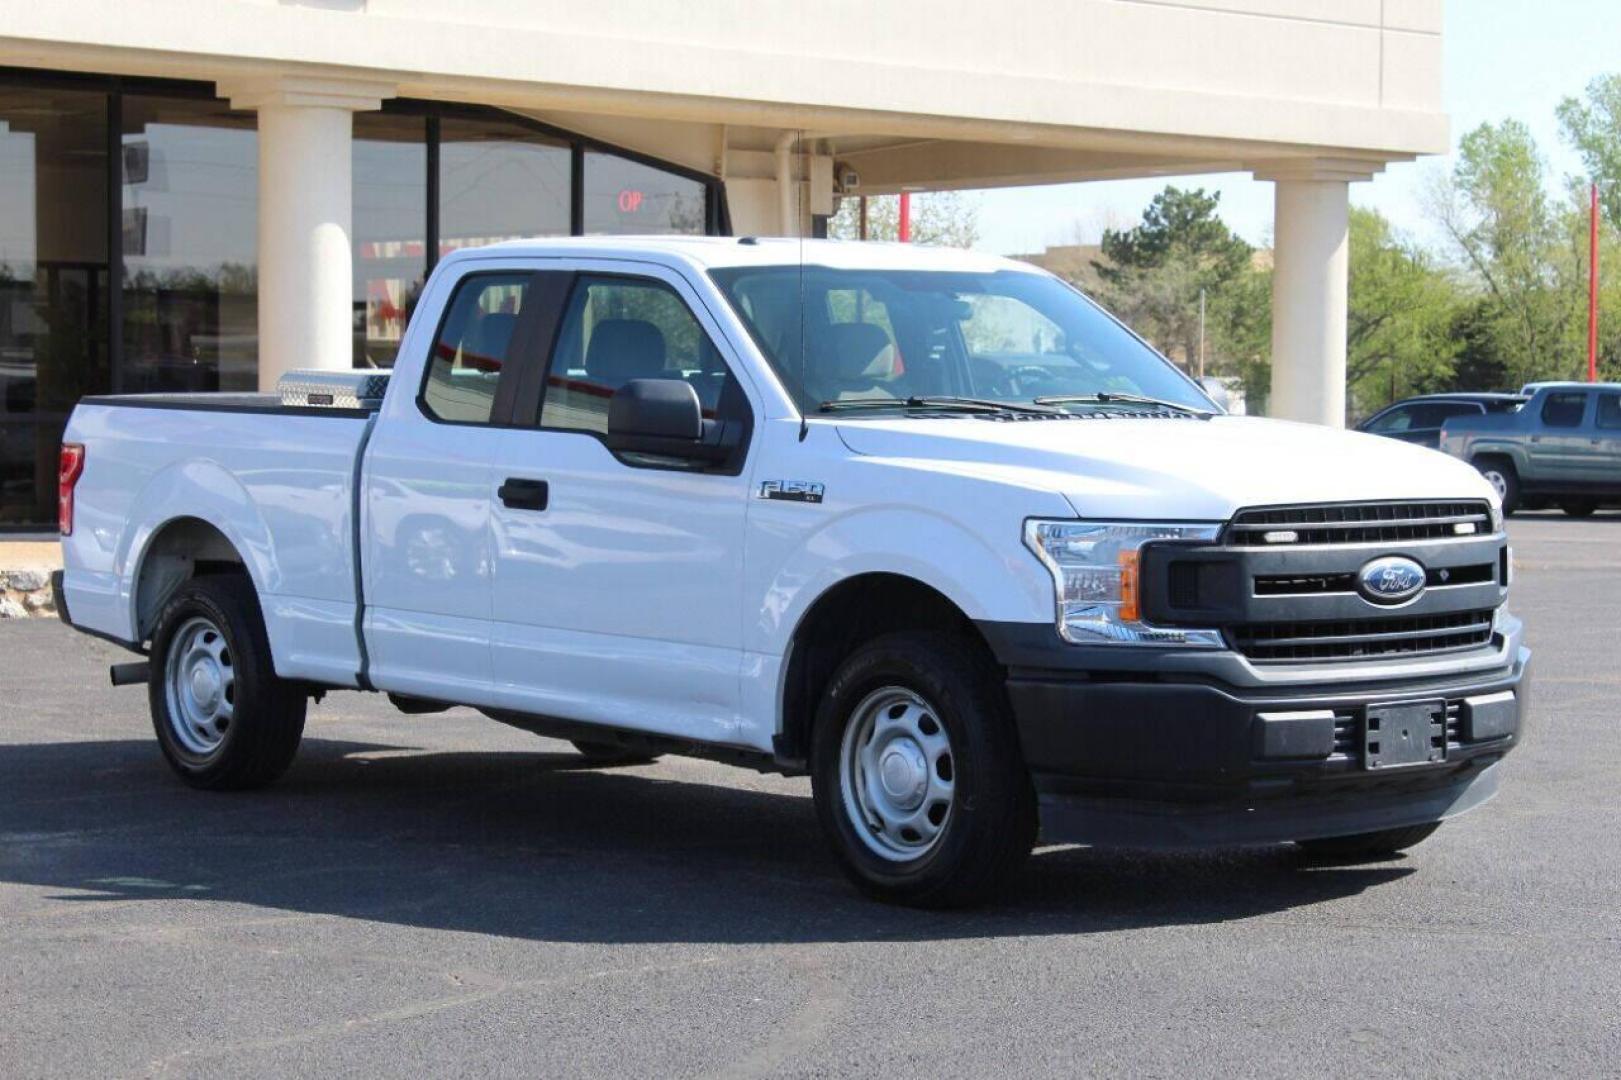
[1540,391,1588,428]
[1598,393,1621,430]
[540,276,744,435]
[422,273,531,423]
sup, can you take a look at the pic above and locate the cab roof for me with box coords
[444,235,1039,276]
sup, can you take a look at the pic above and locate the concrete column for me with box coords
[221,76,394,390]
[1254,159,1383,427]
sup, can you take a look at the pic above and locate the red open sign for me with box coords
[617,189,645,213]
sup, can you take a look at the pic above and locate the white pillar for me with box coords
[1254,159,1382,427]
[221,77,394,390]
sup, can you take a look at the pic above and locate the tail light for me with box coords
[59,443,85,535]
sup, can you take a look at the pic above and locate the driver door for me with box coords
[485,262,759,746]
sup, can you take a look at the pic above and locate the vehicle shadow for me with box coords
[0,736,1414,944]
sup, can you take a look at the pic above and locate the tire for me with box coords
[1295,821,1441,861]
[1472,457,1520,515]
[1560,500,1598,518]
[810,631,1037,908]
[569,739,660,766]
[148,574,307,790]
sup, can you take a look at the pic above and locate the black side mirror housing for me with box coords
[606,378,731,464]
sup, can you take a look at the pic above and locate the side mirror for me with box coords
[606,378,729,463]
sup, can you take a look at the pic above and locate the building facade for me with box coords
[0,0,1446,528]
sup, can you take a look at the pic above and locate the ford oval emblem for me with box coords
[1357,555,1427,605]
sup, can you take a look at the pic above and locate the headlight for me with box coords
[1024,520,1224,647]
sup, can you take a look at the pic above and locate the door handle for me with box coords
[498,477,549,511]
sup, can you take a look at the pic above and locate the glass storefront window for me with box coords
[0,76,722,527]
[0,86,109,526]
[439,116,570,256]
[120,95,258,395]
[583,151,708,235]
[353,113,427,369]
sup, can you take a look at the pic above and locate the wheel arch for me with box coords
[132,515,255,643]
[774,571,1003,768]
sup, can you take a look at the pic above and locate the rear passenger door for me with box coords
[487,264,759,745]
[361,268,541,701]
[1589,391,1621,492]
[1527,391,1591,482]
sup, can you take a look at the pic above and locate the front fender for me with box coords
[751,504,1053,659]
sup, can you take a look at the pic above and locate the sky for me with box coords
[970,0,1621,256]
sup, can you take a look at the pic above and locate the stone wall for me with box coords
[0,569,55,619]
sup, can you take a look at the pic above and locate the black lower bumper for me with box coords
[996,635,1530,848]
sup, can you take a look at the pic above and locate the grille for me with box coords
[1230,609,1495,663]
[1226,501,1493,546]
[1254,562,1497,597]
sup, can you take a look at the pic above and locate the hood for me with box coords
[833,414,1498,521]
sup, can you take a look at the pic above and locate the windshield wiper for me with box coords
[1034,392,1213,417]
[819,396,1060,416]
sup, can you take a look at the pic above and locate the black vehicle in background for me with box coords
[1358,393,1527,450]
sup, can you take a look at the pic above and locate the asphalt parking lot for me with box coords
[2,513,1618,1078]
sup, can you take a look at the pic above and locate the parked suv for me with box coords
[1359,393,1526,450]
[55,238,1529,906]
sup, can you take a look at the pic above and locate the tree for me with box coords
[827,191,980,248]
[1429,119,1583,389]
[1086,186,1265,391]
[1557,74,1621,222]
[1345,207,1463,412]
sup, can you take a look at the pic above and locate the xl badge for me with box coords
[759,480,824,504]
[1357,555,1426,605]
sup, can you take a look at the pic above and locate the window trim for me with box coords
[1539,391,1591,430]
[527,270,755,476]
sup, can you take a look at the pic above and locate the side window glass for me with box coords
[1598,393,1621,431]
[421,273,530,423]
[1540,392,1587,428]
[1370,407,1413,433]
[541,276,739,435]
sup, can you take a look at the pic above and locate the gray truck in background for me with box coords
[1440,382,1621,515]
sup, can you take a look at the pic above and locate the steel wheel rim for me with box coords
[1483,469,1508,499]
[164,616,236,756]
[838,686,956,862]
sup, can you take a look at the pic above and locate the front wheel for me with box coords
[810,631,1037,908]
[1295,822,1441,861]
[148,575,307,790]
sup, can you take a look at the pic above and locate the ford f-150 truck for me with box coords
[55,237,1529,907]
[1439,381,1621,516]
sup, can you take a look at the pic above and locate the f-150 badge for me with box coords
[759,480,825,504]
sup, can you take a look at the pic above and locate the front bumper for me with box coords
[983,621,1530,848]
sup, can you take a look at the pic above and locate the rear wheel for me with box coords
[148,575,306,790]
[810,631,1036,908]
[1296,821,1441,861]
[1560,499,1598,517]
[1472,457,1520,515]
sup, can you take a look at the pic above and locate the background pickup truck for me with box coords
[56,237,1529,907]
[1439,381,1621,515]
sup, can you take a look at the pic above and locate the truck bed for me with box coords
[61,393,374,687]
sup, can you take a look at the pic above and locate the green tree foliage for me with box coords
[1346,207,1463,412]
[1558,74,1621,222]
[1091,187,1256,370]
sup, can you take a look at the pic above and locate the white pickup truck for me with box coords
[55,237,1529,907]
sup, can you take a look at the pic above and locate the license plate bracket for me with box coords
[1364,700,1446,769]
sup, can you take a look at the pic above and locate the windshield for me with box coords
[707,265,1213,415]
